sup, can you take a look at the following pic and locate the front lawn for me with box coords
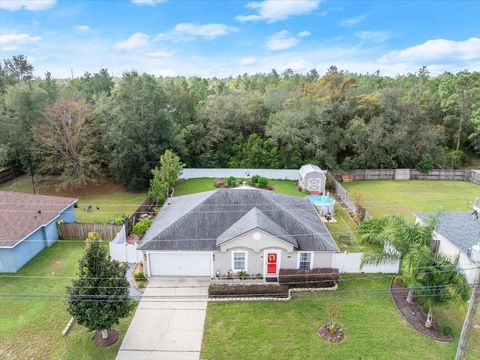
[0,242,135,360]
[202,274,475,360]
[343,180,480,219]
[0,175,147,223]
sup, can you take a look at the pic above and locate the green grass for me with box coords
[174,178,216,196]
[0,175,147,224]
[202,274,476,360]
[342,180,480,219]
[0,242,136,360]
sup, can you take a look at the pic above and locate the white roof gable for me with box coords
[299,164,324,178]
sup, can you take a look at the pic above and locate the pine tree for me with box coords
[67,234,131,342]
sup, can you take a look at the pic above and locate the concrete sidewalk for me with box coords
[116,277,210,360]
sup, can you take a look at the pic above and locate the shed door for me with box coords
[307,178,321,192]
[149,252,212,276]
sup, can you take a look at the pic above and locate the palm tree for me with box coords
[360,214,438,303]
[416,253,469,328]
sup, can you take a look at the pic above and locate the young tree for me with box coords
[67,234,131,342]
[149,150,184,203]
[33,95,102,187]
[416,254,469,328]
[361,214,438,302]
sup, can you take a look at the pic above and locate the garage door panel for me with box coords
[149,253,212,276]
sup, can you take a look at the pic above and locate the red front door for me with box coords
[267,253,277,274]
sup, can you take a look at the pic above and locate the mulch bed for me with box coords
[318,324,345,342]
[391,282,452,342]
[92,329,119,347]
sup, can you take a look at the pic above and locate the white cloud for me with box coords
[356,31,390,43]
[145,50,175,58]
[298,31,311,38]
[266,30,303,51]
[340,14,367,27]
[380,38,480,63]
[0,33,42,51]
[0,0,56,11]
[156,23,238,41]
[131,0,167,5]
[240,56,257,65]
[236,0,321,23]
[114,32,150,50]
[74,25,90,31]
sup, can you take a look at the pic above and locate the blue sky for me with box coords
[0,0,479,78]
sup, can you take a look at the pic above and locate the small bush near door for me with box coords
[279,268,340,288]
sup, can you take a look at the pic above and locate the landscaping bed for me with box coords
[390,282,452,342]
[209,283,289,298]
[279,268,339,288]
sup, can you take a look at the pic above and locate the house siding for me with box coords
[0,203,76,273]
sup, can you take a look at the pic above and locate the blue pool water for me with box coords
[305,195,335,207]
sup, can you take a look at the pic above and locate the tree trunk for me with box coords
[406,287,414,303]
[101,329,109,339]
[425,307,433,328]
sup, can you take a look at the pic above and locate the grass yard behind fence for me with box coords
[0,241,136,360]
[0,175,147,224]
[342,180,480,219]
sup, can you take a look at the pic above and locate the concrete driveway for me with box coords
[116,277,210,360]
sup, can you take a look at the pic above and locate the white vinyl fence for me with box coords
[109,225,142,263]
[181,168,300,180]
[332,253,400,273]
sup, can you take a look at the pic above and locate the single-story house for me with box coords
[415,212,480,284]
[138,188,339,278]
[298,164,326,194]
[0,191,77,272]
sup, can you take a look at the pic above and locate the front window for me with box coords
[299,252,312,270]
[233,251,247,272]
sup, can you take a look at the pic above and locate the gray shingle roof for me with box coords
[216,207,298,247]
[138,188,338,252]
[415,212,480,255]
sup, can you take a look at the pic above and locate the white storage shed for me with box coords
[298,164,326,193]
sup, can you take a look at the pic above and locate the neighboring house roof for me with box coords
[138,188,338,252]
[415,212,480,256]
[299,164,325,178]
[0,191,77,247]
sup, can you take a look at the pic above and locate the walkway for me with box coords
[116,277,210,360]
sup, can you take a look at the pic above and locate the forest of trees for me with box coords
[1,55,479,190]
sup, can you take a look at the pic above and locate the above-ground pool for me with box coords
[305,195,336,216]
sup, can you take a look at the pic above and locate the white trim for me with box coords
[0,200,78,249]
[297,251,314,270]
[231,250,248,273]
[146,250,214,277]
[263,249,281,277]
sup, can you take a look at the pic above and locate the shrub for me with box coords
[279,268,339,288]
[325,175,336,191]
[236,270,249,279]
[440,324,454,337]
[113,215,128,225]
[250,175,261,185]
[133,219,153,236]
[209,283,288,297]
[416,154,434,174]
[226,176,237,187]
[358,217,387,245]
[445,150,465,169]
[133,271,146,282]
[257,176,269,188]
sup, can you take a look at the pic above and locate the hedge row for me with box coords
[209,283,289,297]
[279,268,339,288]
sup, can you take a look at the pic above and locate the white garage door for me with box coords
[149,252,212,276]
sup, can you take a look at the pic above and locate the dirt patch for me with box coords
[318,324,345,342]
[127,234,140,245]
[47,260,65,273]
[391,282,452,342]
[92,329,119,347]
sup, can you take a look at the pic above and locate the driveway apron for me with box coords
[116,277,210,360]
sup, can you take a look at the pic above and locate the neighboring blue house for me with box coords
[0,191,77,272]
